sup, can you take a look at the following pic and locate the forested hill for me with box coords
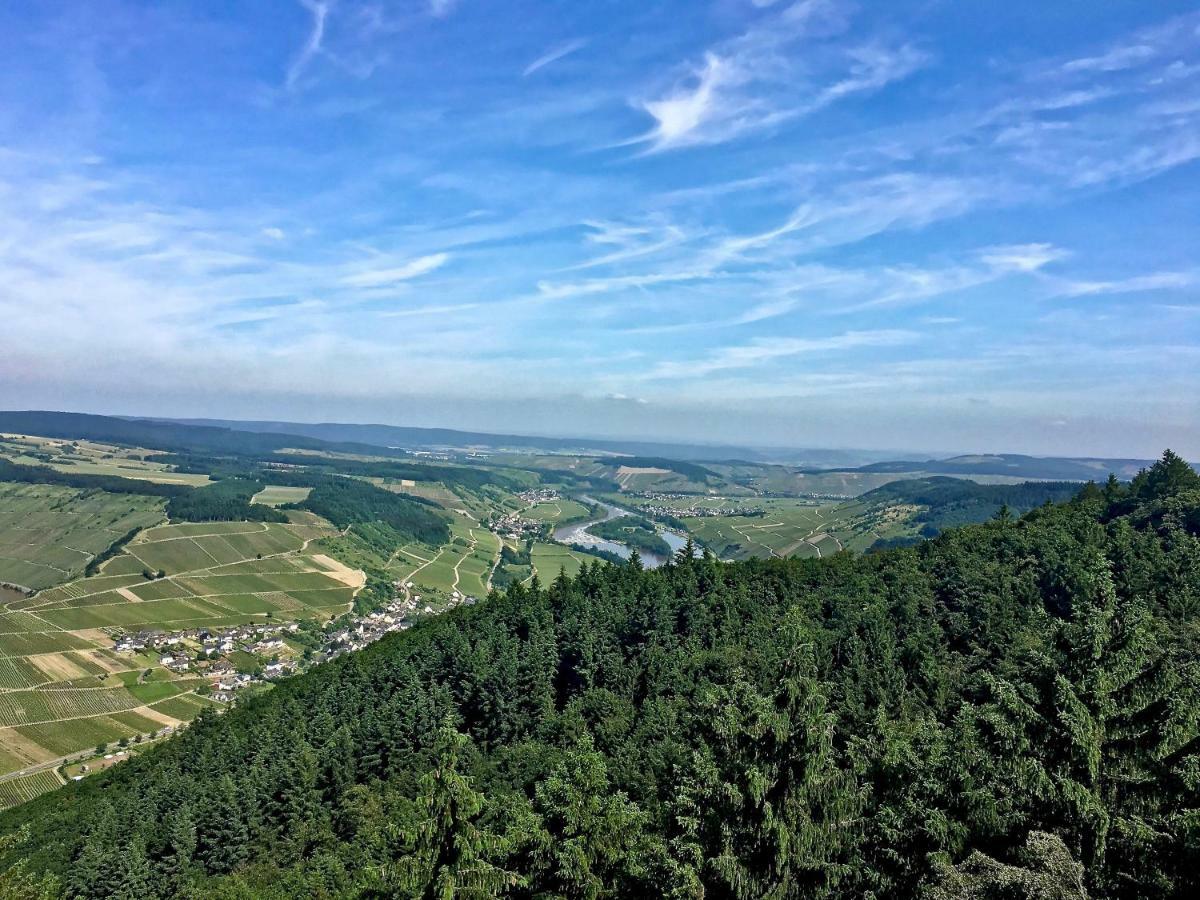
[862,476,1083,543]
[1,453,1198,899]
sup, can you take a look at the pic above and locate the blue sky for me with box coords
[0,0,1197,456]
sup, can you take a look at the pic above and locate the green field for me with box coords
[387,519,498,598]
[613,494,912,561]
[251,485,312,506]
[0,434,211,487]
[0,516,357,778]
[523,498,591,524]
[0,769,62,811]
[0,483,165,590]
[529,541,598,581]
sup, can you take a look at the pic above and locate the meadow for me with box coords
[250,485,312,506]
[528,541,593,581]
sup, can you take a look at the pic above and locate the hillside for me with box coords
[854,453,1155,481]
[0,453,1196,899]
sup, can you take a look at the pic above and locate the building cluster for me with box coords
[111,583,479,704]
[516,488,559,503]
[488,512,545,541]
[628,493,762,519]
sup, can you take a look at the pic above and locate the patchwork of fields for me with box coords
[386,518,499,598]
[614,495,913,561]
[0,433,212,486]
[0,483,165,590]
[0,518,363,802]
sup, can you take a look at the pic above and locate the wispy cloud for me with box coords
[642,329,919,380]
[626,2,926,151]
[1055,271,1197,297]
[286,0,330,90]
[523,39,588,77]
[1063,43,1157,74]
[341,253,451,287]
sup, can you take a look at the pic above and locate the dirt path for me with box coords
[486,537,502,592]
[451,530,481,596]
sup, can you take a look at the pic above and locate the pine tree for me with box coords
[382,724,518,899]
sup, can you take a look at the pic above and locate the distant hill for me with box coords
[156,417,899,467]
[859,476,1083,549]
[0,410,410,461]
[853,452,1154,480]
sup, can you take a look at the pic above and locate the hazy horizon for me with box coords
[1,1,1197,457]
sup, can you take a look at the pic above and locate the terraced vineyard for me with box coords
[0,517,364,801]
[0,769,63,811]
[615,495,910,561]
[386,518,500,599]
[0,483,165,590]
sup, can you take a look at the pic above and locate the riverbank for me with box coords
[552,496,691,568]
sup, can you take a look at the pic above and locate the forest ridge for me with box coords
[0,451,1195,898]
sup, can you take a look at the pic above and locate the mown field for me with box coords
[0,483,165,590]
[250,485,312,507]
[0,517,362,797]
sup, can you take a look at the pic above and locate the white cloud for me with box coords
[626,2,926,152]
[1056,272,1197,297]
[261,227,286,241]
[638,53,735,151]
[429,0,458,17]
[340,253,451,287]
[1063,43,1157,73]
[523,39,588,77]
[643,329,919,379]
[816,43,928,105]
[286,0,329,90]
[979,243,1067,273]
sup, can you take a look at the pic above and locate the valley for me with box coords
[0,411,1155,814]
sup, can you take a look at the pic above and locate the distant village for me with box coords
[110,583,478,703]
[486,488,561,541]
[630,492,765,519]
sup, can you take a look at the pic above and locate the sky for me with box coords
[0,0,1197,458]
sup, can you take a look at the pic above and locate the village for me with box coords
[487,488,586,541]
[109,581,478,703]
[629,492,766,519]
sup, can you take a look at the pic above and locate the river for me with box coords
[552,496,691,569]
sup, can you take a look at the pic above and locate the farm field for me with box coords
[251,485,312,506]
[616,495,912,561]
[386,519,499,599]
[0,433,211,486]
[0,769,63,811]
[523,497,591,524]
[528,541,594,581]
[0,483,165,591]
[0,517,362,781]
